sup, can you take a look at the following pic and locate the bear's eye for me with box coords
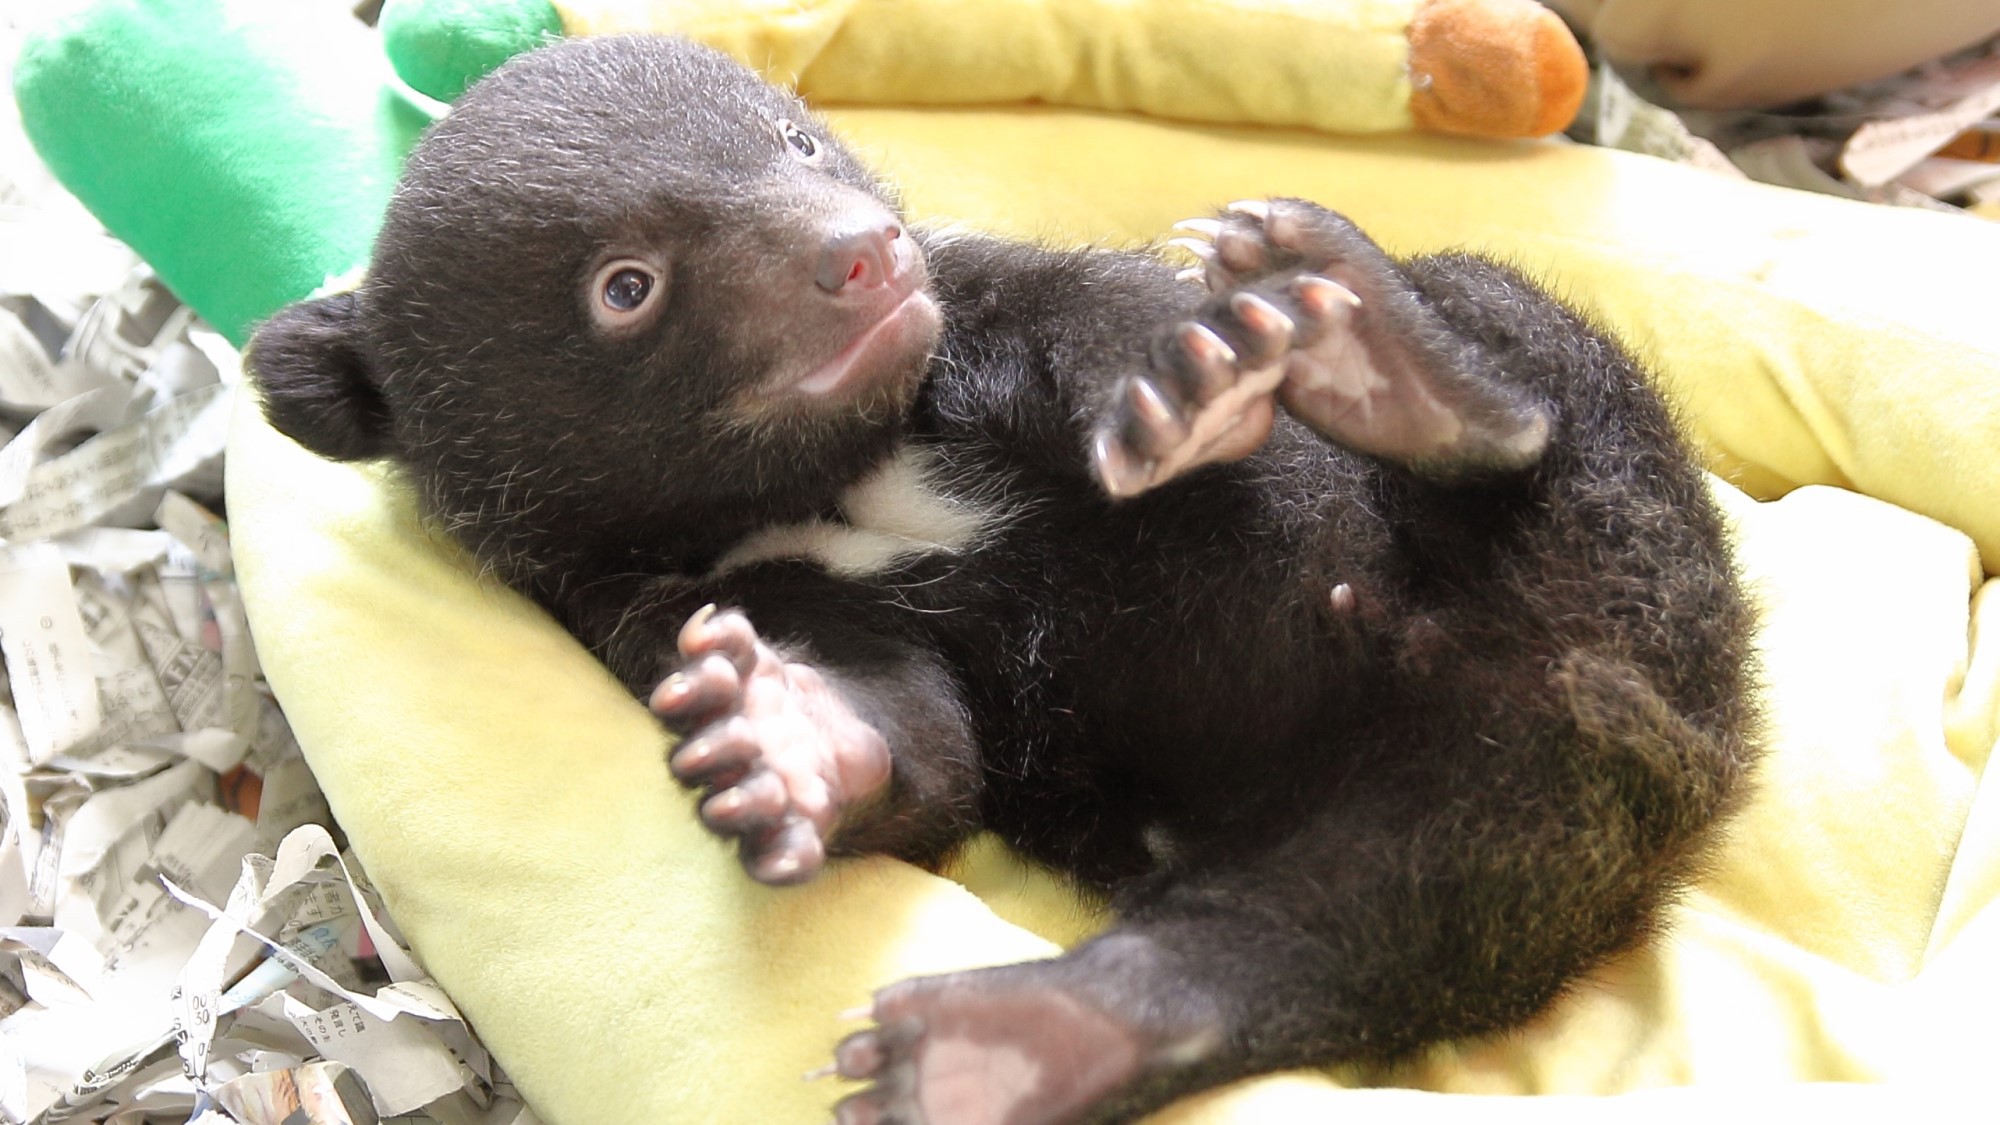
[588,258,666,331]
[604,268,653,311]
[780,120,821,162]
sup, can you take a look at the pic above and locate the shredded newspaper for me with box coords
[0,63,529,1125]
[1571,34,2000,218]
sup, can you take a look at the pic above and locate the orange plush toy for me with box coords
[1408,0,1589,136]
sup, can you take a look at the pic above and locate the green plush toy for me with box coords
[14,0,432,345]
[378,0,561,108]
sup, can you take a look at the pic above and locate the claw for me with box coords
[680,603,718,649]
[1092,429,1156,499]
[833,1027,890,1081]
[1230,291,1295,343]
[757,850,804,883]
[1123,377,1189,455]
[1295,275,1362,314]
[1174,267,1205,283]
[1330,583,1357,613]
[679,606,760,676]
[1166,237,1218,261]
[1127,377,1182,429]
[1171,217,1223,239]
[1179,322,1237,368]
[651,671,689,711]
[1226,199,1271,222]
[1213,228,1265,272]
[1263,207,1305,249]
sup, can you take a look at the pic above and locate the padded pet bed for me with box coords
[17,0,2000,1120]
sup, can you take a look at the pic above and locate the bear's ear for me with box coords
[247,291,394,462]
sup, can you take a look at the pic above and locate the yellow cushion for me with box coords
[232,114,2000,1121]
[557,0,1419,134]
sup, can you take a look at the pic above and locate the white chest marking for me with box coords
[711,446,1002,578]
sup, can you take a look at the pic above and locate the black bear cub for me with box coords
[251,34,1757,1125]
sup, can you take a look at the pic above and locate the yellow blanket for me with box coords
[232,56,2000,1125]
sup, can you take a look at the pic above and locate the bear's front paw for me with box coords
[1095,200,1374,497]
[650,605,892,885]
[1095,199,1548,496]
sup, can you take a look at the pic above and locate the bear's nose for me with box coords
[815,220,902,294]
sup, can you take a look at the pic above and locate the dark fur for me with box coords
[252,36,1758,1124]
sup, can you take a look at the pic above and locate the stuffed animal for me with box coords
[380,0,1589,139]
[14,0,1585,351]
[13,0,428,346]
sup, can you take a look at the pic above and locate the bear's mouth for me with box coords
[790,287,942,399]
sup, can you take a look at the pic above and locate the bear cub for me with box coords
[251,34,1757,1125]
